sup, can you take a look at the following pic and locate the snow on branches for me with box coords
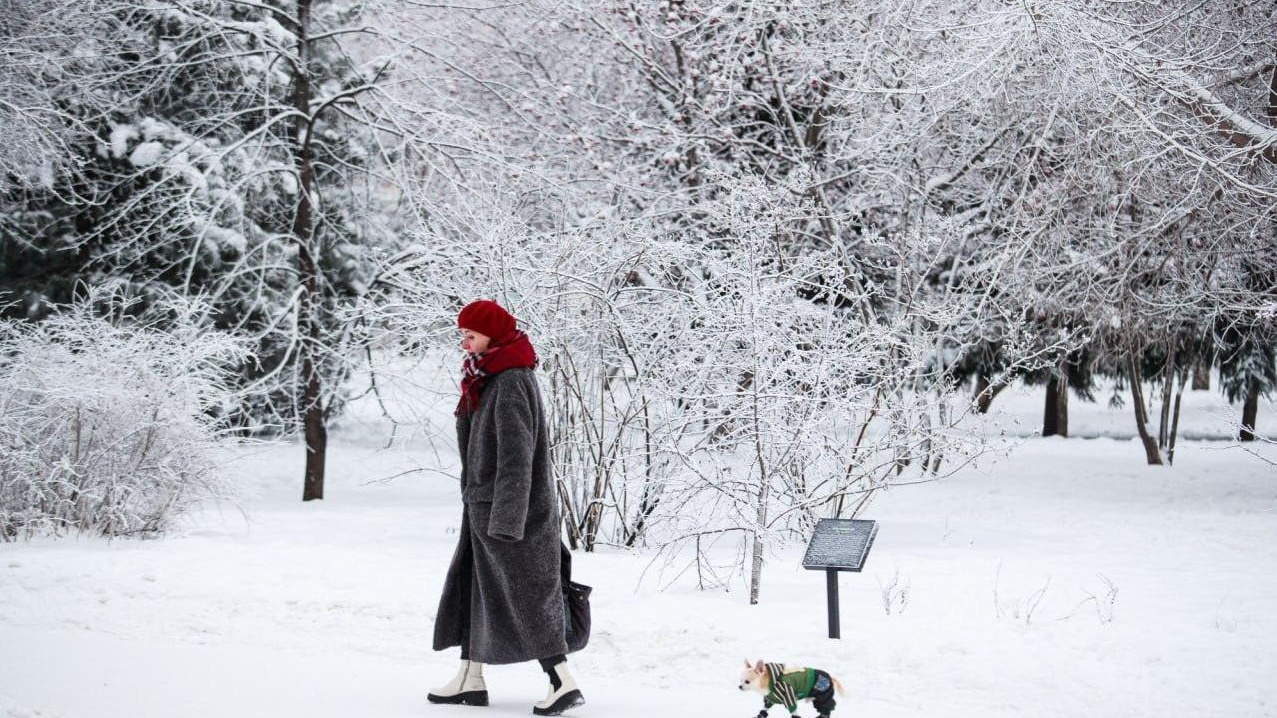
[0,293,246,540]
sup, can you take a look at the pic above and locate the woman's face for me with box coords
[460,328,491,355]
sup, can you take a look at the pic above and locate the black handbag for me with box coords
[560,543,592,653]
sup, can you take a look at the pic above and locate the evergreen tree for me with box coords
[0,1,386,438]
[1218,327,1277,443]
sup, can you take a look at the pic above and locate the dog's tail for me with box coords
[831,676,847,696]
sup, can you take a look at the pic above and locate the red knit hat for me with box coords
[457,299,517,340]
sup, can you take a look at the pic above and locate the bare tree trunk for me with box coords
[294,0,327,502]
[626,483,659,549]
[930,397,948,474]
[749,489,766,605]
[1192,353,1211,390]
[918,388,933,468]
[1043,362,1067,437]
[974,373,1008,414]
[1240,388,1259,442]
[582,361,613,551]
[1168,366,1188,465]
[974,373,990,411]
[558,479,583,550]
[1043,377,1059,436]
[624,394,659,548]
[749,370,767,606]
[1128,354,1164,465]
[1057,370,1069,438]
[1269,52,1277,127]
[1157,340,1177,450]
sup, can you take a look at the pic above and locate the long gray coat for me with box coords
[432,367,568,664]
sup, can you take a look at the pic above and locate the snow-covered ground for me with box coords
[3,380,1276,718]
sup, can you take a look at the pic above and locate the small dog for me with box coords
[739,659,845,718]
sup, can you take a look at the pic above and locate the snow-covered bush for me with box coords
[372,170,1059,602]
[0,294,247,540]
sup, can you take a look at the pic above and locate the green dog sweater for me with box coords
[763,663,817,713]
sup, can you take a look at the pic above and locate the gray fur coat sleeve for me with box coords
[488,374,537,541]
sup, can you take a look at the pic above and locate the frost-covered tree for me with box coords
[1219,329,1277,443]
[366,1,1125,594]
[1024,1,1277,461]
[0,0,448,500]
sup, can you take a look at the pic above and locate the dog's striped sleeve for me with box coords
[764,663,799,713]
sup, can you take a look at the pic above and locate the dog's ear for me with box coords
[744,658,753,668]
[754,660,766,674]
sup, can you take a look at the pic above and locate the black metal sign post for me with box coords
[802,519,878,640]
[826,568,840,638]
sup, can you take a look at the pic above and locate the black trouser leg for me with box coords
[538,654,567,689]
[812,671,837,716]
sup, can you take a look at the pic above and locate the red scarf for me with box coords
[456,330,539,417]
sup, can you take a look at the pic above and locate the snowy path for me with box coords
[3,403,1277,717]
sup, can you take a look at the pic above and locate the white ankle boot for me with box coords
[532,662,585,716]
[428,660,488,706]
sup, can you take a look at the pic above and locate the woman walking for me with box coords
[430,300,586,716]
